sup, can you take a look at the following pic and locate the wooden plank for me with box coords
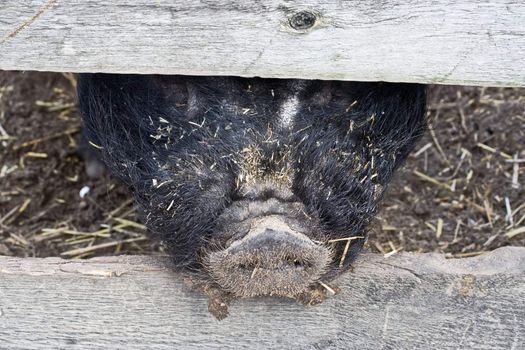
[0,1,524,86]
[0,247,523,349]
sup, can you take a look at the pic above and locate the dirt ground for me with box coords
[0,71,524,259]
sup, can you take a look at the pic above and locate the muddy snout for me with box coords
[206,216,331,298]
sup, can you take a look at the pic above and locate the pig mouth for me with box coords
[204,199,333,298]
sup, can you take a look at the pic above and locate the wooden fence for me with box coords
[0,1,524,86]
[0,248,524,349]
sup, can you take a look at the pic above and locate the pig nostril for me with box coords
[284,256,308,269]
[236,257,311,271]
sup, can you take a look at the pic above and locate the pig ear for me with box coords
[308,81,334,107]
[77,74,170,187]
[151,75,190,109]
[150,75,205,120]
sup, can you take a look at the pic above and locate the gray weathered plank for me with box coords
[0,247,524,349]
[0,1,524,86]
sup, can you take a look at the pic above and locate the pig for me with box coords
[77,74,426,318]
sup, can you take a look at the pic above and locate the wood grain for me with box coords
[0,247,524,349]
[0,1,524,86]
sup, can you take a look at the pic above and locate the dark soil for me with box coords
[0,72,162,258]
[0,71,524,259]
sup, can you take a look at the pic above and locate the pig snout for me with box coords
[206,216,331,297]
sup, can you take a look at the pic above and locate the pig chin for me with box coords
[203,193,333,298]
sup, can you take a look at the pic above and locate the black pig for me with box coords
[78,74,426,316]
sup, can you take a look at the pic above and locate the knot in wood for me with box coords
[289,11,317,31]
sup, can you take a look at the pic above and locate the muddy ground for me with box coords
[0,72,524,259]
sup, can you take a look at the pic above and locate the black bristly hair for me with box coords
[78,74,427,274]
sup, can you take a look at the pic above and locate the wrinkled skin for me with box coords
[78,74,426,316]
